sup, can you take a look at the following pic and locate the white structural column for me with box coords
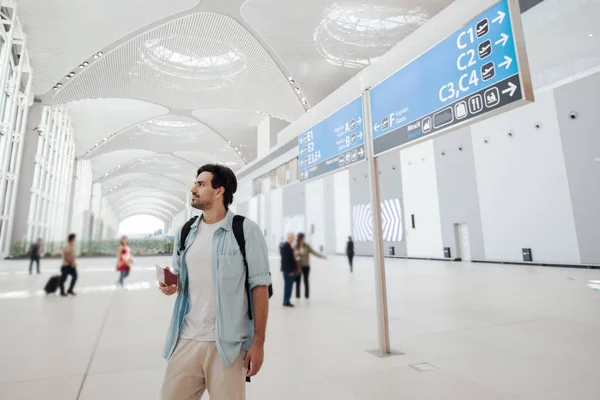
[91,183,103,239]
[256,116,289,158]
[0,1,34,257]
[24,106,76,247]
[0,78,32,255]
[70,159,94,240]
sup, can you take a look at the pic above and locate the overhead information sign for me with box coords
[369,0,531,155]
[298,97,364,181]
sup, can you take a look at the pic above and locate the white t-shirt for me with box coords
[180,219,222,341]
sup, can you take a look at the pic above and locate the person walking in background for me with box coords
[59,234,78,296]
[28,238,43,275]
[280,232,297,307]
[294,233,326,300]
[116,236,134,287]
[346,236,355,272]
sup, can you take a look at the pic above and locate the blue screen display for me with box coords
[298,97,364,181]
[370,0,521,153]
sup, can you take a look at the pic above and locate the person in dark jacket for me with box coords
[346,236,355,272]
[29,238,43,275]
[280,232,297,307]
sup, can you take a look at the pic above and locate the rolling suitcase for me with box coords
[44,275,61,294]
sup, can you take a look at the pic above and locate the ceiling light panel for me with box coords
[52,12,305,122]
[17,0,200,95]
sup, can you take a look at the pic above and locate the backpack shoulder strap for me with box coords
[232,215,246,258]
[232,215,253,320]
[178,216,198,254]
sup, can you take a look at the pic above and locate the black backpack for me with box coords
[178,215,273,320]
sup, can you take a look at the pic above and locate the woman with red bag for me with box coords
[116,236,134,287]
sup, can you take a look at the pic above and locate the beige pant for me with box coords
[161,340,246,400]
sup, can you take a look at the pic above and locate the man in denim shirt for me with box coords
[160,164,271,400]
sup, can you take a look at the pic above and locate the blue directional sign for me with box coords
[369,0,530,154]
[298,97,364,181]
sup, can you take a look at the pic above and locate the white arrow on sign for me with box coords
[498,56,512,69]
[358,131,363,139]
[502,82,517,97]
[495,33,509,47]
[492,10,505,24]
[374,123,380,132]
[358,148,365,157]
[357,117,362,125]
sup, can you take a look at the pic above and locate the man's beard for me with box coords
[192,197,211,211]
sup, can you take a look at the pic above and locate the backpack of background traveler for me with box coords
[179,215,273,320]
[44,275,61,294]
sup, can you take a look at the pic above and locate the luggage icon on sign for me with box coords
[455,101,468,119]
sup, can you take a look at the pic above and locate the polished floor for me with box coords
[0,254,599,399]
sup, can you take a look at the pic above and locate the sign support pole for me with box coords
[362,89,391,355]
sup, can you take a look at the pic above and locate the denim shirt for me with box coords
[162,211,272,367]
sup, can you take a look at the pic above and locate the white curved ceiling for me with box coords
[119,207,174,222]
[23,0,591,225]
[104,174,189,197]
[108,189,185,207]
[51,12,306,121]
[113,198,181,214]
[241,0,454,104]
[98,154,196,182]
[66,99,168,157]
[91,150,158,180]
[18,0,201,95]
[89,115,246,165]
[12,0,461,224]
